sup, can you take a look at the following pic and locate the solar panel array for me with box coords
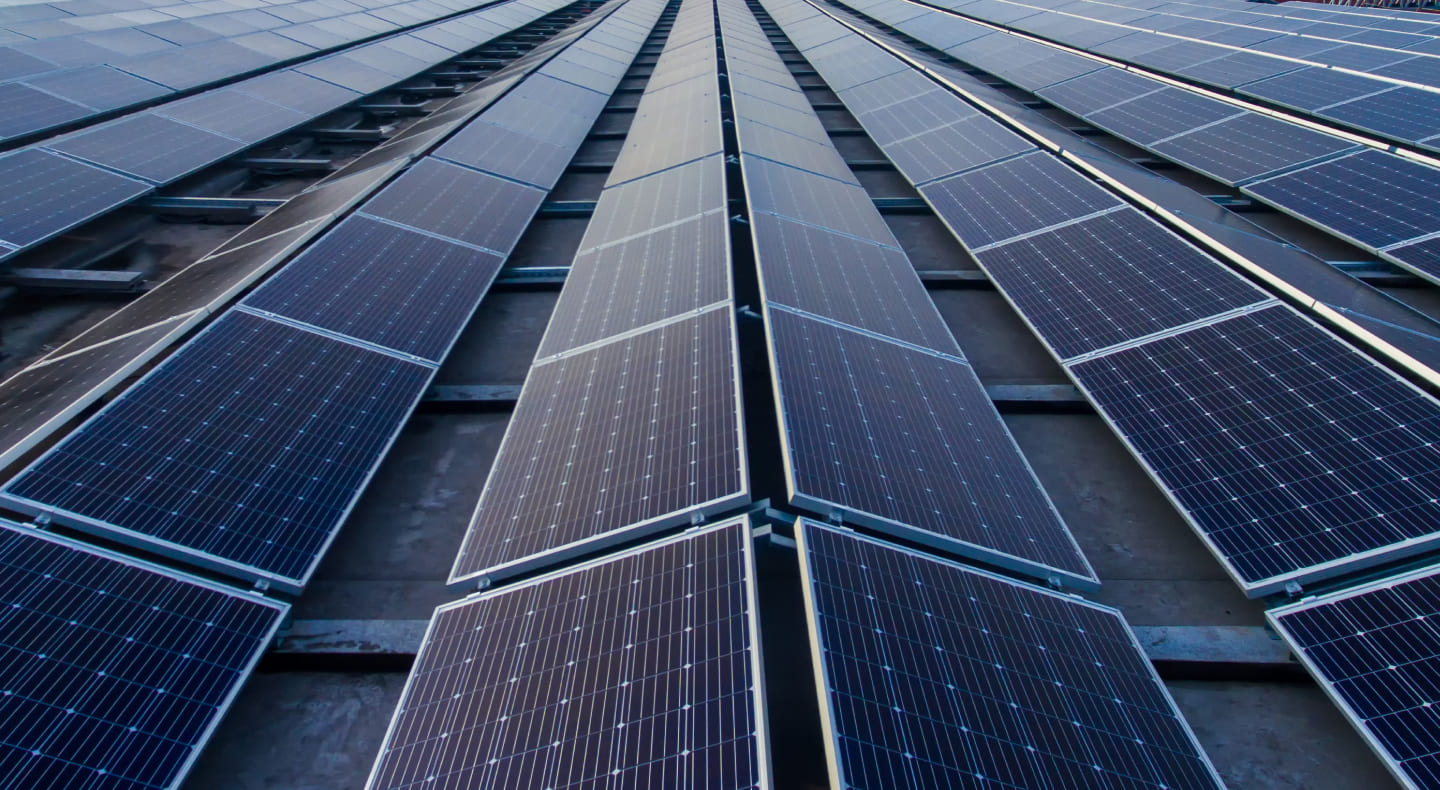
[0,518,287,790]
[824,0,1440,288]
[1270,562,1440,790]
[0,0,580,265]
[796,520,1225,790]
[449,0,745,588]
[765,0,1440,598]
[725,0,1094,591]
[1,0,660,594]
[371,517,769,790]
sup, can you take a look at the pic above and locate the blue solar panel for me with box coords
[1319,87,1440,145]
[0,150,150,253]
[0,82,90,140]
[46,114,247,184]
[358,158,546,255]
[1152,114,1359,186]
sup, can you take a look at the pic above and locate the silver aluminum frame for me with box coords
[0,517,288,790]
[793,518,1229,790]
[368,515,773,790]
[1267,560,1440,790]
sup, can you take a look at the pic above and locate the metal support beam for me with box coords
[394,85,462,98]
[539,198,936,217]
[358,103,430,116]
[421,384,523,409]
[140,196,284,221]
[1330,259,1423,286]
[241,157,334,174]
[5,268,145,292]
[311,127,390,142]
[917,269,990,287]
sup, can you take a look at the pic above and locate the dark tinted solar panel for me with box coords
[978,210,1268,359]
[838,70,940,116]
[1070,305,1440,595]
[753,213,957,353]
[0,150,150,251]
[0,82,90,140]
[538,211,731,357]
[156,89,308,143]
[1089,88,1243,147]
[0,318,189,469]
[1005,51,1105,91]
[1,312,433,592]
[47,114,247,184]
[0,45,53,80]
[0,522,287,790]
[117,50,236,91]
[1238,66,1383,112]
[797,522,1223,790]
[359,159,545,254]
[24,65,169,112]
[1368,54,1440,84]
[1245,150,1440,249]
[245,215,503,361]
[882,114,1034,185]
[432,120,578,189]
[1269,566,1440,790]
[1153,113,1359,185]
[851,90,975,146]
[612,84,725,184]
[1174,50,1302,89]
[372,519,765,790]
[1035,67,1163,115]
[735,96,829,144]
[921,152,1124,249]
[295,55,398,93]
[582,155,728,246]
[1319,87,1440,145]
[450,307,747,584]
[233,70,360,115]
[745,157,896,246]
[770,311,1094,587]
[736,119,854,184]
[1389,235,1440,282]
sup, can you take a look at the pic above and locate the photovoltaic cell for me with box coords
[736,119,855,185]
[0,82,91,140]
[0,150,150,252]
[1089,88,1243,147]
[745,157,896,246]
[1070,305,1440,594]
[156,89,308,144]
[581,155,727,246]
[24,65,169,113]
[1269,565,1440,790]
[358,159,546,255]
[0,312,433,591]
[921,152,1124,249]
[538,211,731,357]
[851,90,975,146]
[797,522,1224,790]
[612,85,725,184]
[244,215,504,362]
[450,308,747,585]
[0,522,287,790]
[233,70,360,115]
[752,213,957,353]
[1389,235,1440,282]
[882,114,1035,185]
[370,519,766,790]
[46,114,247,184]
[1319,88,1440,146]
[1152,113,1359,185]
[1237,66,1381,112]
[977,210,1268,359]
[1035,68,1162,115]
[432,120,577,189]
[1245,150,1440,249]
[769,310,1095,587]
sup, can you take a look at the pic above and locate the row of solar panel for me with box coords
[0,0,662,595]
[375,513,1229,790]
[770,0,1440,602]
[844,0,1440,288]
[0,0,577,266]
[901,0,1440,152]
[724,0,1096,591]
[450,0,747,588]
[0,0,525,142]
[0,0,596,473]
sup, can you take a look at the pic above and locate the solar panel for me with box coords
[0,311,433,592]
[1035,67,1164,115]
[294,56,399,93]
[582,155,728,246]
[883,115,1035,186]
[156,89,308,144]
[450,307,747,586]
[611,84,725,184]
[1005,51,1105,92]
[1069,304,1440,595]
[752,213,957,352]
[0,82,91,140]
[1269,564,1440,790]
[1238,66,1388,113]
[1388,235,1440,281]
[244,215,504,362]
[849,90,974,146]
[46,114,247,184]
[838,70,941,116]
[232,70,359,115]
[1244,150,1440,249]
[796,521,1222,789]
[1153,113,1359,186]
[1089,88,1243,147]
[737,118,857,184]
[977,209,1268,359]
[1367,54,1440,86]
[358,159,546,255]
[920,152,1124,250]
[745,157,897,246]
[0,150,150,253]
[371,518,768,790]
[768,310,1095,587]
[0,520,287,790]
[538,211,731,357]
[1319,88,1440,146]
[24,65,169,113]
